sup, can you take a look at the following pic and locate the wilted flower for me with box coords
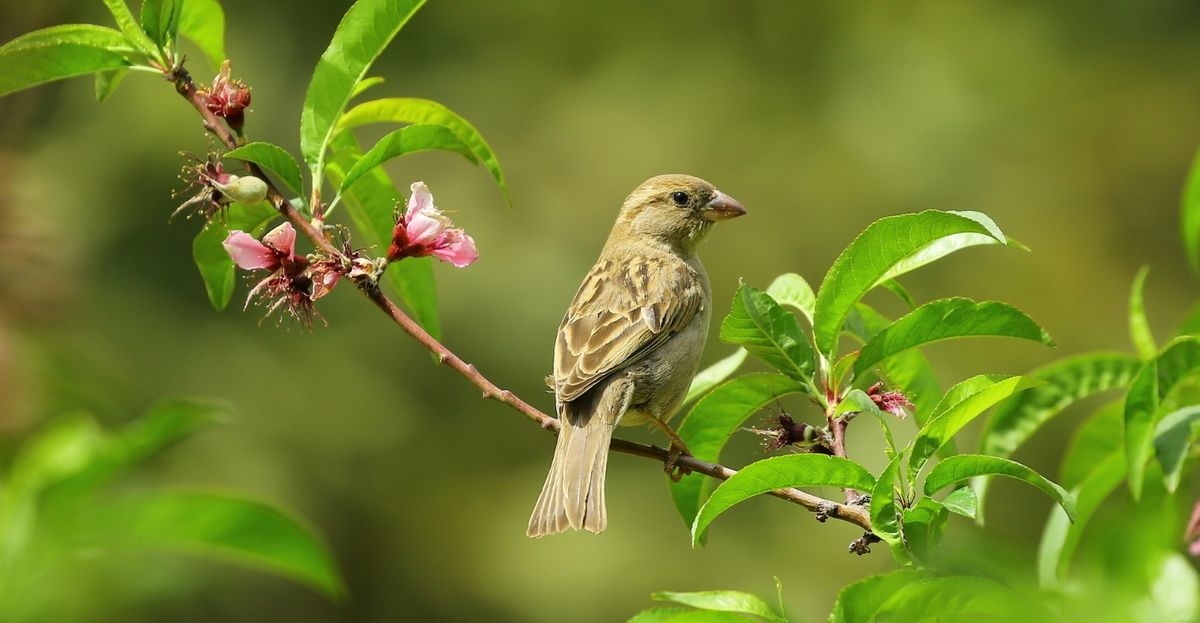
[387,182,478,268]
[867,382,913,418]
[223,223,318,324]
[746,411,830,453]
[173,153,232,220]
[199,60,252,131]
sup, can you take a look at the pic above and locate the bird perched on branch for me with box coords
[528,174,746,537]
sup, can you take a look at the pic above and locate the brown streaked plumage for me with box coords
[527,174,746,537]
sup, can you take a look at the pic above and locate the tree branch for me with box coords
[169,66,873,535]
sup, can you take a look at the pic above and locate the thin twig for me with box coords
[169,66,873,534]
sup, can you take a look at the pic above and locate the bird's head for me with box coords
[613,174,746,254]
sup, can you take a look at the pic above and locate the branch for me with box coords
[169,67,873,535]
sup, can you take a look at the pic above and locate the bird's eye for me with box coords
[670,191,690,207]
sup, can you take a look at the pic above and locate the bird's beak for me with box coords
[700,190,747,221]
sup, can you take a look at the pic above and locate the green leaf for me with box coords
[351,75,386,99]
[107,492,344,597]
[670,374,807,531]
[140,0,183,49]
[1126,337,1200,499]
[1061,400,1124,489]
[924,455,1075,521]
[1130,265,1157,359]
[683,349,748,407]
[880,279,917,309]
[764,272,815,324]
[191,201,278,310]
[870,453,904,546]
[854,298,1053,376]
[1153,405,1200,493]
[829,569,929,623]
[691,455,874,544]
[941,486,978,518]
[224,142,305,197]
[837,388,897,456]
[338,124,476,195]
[975,352,1140,518]
[299,0,427,184]
[8,414,107,496]
[1149,553,1200,623]
[901,498,949,564]
[102,0,160,55]
[872,575,1025,620]
[326,132,440,338]
[178,0,225,69]
[812,210,1008,355]
[719,284,814,384]
[94,68,128,102]
[652,591,785,623]
[1038,451,1125,587]
[1182,148,1200,276]
[336,97,509,205]
[627,608,695,623]
[0,25,133,97]
[908,375,1039,480]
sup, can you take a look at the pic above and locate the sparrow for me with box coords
[527,174,746,537]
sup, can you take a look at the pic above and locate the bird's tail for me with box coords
[527,385,628,537]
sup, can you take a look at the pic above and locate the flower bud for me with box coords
[213,174,268,205]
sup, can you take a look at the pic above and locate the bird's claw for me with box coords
[664,444,692,481]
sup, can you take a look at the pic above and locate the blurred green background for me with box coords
[2,1,1199,621]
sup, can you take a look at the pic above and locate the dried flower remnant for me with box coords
[866,382,913,418]
[173,151,267,220]
[223,223,318,325]
[747,411,831,454]
[387,182,478,268]
[199,60,252,132]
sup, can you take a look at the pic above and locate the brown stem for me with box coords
[827,405,860,504]
[169,66,873,534]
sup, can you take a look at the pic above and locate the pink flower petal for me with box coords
[309,269,340,301]
[408,181,435,214]
[262,222,297,258]
[406,207,450,246]
[223,230,277,270]
[432,230,478,268]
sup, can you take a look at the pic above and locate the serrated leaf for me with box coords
[854,298,1053,376]
[336,97,509,205]
[1126,337,1200,500]
[1130,265,1157,359]
[102,0,159,56]
[299,0,427,184]
[105,492,344,597]
[178,0,225,69]
[691,455,874,544]
[326,132,440,338]
[828,569,929,623]
[1153,405,1200,493]
[924,454,1075,521]
[338,124,475,195]
[224,142,305,197]
[140,0,183,48]
[0,25,134,97]
[94,68,128,102]
[901,497,949,564]
[870,453,904,546]
[1182,148,1200,276]
[720,284,814,383]
[683,349,748,407]
[975,352,1140,519]
[812,210,1008,355]
[191,201,278,310]
[652,591,785,623]
[941,486,977,518]
[1038,451,1125,587]
[670,374,807,532]
[765,272,815,324]
[908,375,1039,481]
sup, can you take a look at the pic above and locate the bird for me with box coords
[527,174,746,537]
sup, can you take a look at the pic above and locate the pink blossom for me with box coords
[387,182,478,267]
[223,222,298,271]
[867,382,913,418]
[1187,501,1200,557]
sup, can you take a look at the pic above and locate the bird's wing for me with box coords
[554,255,705,403]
